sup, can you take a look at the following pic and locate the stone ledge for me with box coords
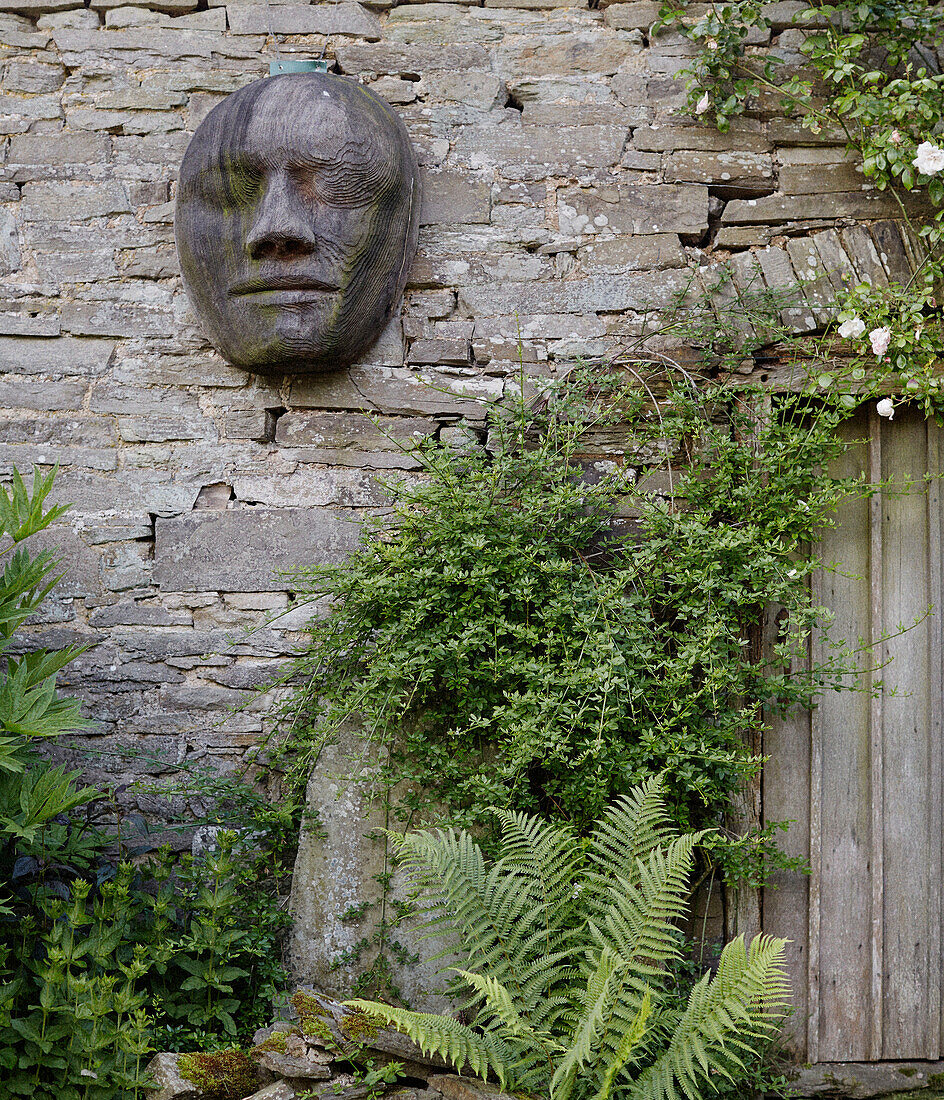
[790,1061,944,1098]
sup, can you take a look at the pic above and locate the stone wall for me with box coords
[0,0,923,817]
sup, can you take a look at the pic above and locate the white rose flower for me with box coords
[869,325,892,359]
[695,92,711,115]
[913,141,944,175]
[876,398,895,419]
[838,316,866,339]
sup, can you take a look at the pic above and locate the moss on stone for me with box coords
[251,1029,292,1056]
[291,989,334,1045]
[176,1049,257,1100]
[340,1008,382,1042]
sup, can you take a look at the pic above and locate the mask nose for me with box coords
[246,170,317,262]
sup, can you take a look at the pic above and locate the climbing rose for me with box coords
[876,398,895,419]
[890,130,902,145]
[913,141,944,175]
[869,325,892,359]
[838,317,866,338]
[695,92,711,115]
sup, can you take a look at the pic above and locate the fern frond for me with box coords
[586,775,675,886]
[592,985,653,1100]
[628,935,790,1100]
[550,948,627,1100]
[344,999,507,1087]
[492,808,581,919]
[589,834,702,974]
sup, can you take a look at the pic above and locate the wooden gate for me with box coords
[763,405,944,1062]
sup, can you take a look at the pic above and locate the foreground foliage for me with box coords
[349,777,791,1100]
[0,468,292,1099]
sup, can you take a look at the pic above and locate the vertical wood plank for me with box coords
[762,602,811,1059]
[814,412,873,1062]
[880,407,934,1058]
[926,418,943,1059]
[868,412,884,1060]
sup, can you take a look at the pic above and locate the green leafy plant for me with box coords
[0,466,294,1095]
[348,777,791,1100]
[274,365,861,860]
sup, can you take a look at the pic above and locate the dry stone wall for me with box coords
[0,0,924,817]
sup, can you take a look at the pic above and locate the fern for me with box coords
[349,777,789,1100]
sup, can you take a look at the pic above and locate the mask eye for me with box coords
[289,163,382,209]
[225,163,264,207]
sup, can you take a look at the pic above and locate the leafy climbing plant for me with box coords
[348,776,791,1100]
[274,364,861,862]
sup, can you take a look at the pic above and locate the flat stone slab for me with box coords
[790,1061,944,1098]
[153,508,363,592]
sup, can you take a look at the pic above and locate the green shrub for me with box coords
[275,369,859,864]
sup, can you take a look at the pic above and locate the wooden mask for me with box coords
[175,73,421,374]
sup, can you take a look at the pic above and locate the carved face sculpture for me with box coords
[175,73,421,374]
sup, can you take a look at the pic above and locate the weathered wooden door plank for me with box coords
[814,414,873,1062]
[879,409,935,1058]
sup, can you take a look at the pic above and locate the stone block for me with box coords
[459,268,691,314]
[630,122,771,153]
[21,181,131,221]
[8,131,110,165]
[0,335,115,377]
[227,2,380,35]
[61,301,172,338]
[522,101,648,127]
[90,602,193,627]
[0,377,87,411]
[221,408,271,441]
[141,1051,202,1100]
[335,42,490,74]
[91,0,197,9]
[453,124,627,168]
[289,366,492,417]
[36,7,99,24]
[559,182,708,236]
[421,171,490,225]
[496,31,633,77]
[577,233,685,272]
[117,414,216,443]
[778,159,865,194]
[0,92,61,132]
[422,70,502,109]
[3,60,65,92]
[275,410,436,467]
[869,220,913,283]
[366,76,417,105]
[153,508,364,592]
[289,725,455,1012]
[721,190,903,224]
[231,469,387,509]
[0,313,61,338]
[839,223,889,287]
[0,0,81,12]
[603,1,660,28]
[664,149,774,185]
[408,337,470,364]
[784,236,836,325]
[0,211,20,277]
[485,0,583,6]
[427,1077,518,1100]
